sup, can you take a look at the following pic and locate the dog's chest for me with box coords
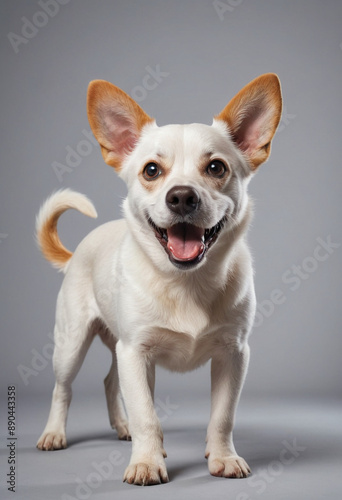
[139,276,218,339]
[160,292,211,339]
[128,285,229,371]
[140,326,219,372]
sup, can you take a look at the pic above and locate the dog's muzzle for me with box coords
[148,185,226,270]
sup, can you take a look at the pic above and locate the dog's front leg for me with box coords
[206,342,251,478]
[116,340,168,486]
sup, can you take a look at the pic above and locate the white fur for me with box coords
[36,76,281,485]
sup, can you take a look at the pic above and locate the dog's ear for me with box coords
[215,73,282,170]
[87,80,154,170]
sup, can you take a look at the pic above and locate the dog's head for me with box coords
[87,74,282,272]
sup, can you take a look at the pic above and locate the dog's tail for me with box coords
[35,189,97,273]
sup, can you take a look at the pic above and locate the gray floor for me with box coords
[1,393,341,500]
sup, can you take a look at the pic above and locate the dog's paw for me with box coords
[36,431,67,451]
[208,455,251,478]
[116,421,131,441]
[123,462,169,486]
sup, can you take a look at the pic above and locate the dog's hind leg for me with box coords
[98,322,130,440]
[37,300,95,451]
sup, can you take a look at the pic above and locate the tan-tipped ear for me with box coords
[215,73,282,170]
[87,80,154,170]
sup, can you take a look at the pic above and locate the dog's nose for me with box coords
[166,186,200,216]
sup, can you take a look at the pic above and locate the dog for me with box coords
[35,73,282,485]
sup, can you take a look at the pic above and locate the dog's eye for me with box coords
[143,163,161,180]
[206,160,227,179]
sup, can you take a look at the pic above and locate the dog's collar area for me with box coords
[147,216,226,269]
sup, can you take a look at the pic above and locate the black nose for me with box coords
[166,186,200,216]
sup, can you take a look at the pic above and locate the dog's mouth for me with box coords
[147,217,226,269]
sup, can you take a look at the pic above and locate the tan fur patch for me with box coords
[36,190,97,271]
[215,73,282,170]
[87,80,154,171]
[37,209,72,268]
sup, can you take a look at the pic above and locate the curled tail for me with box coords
[35,189,97,272]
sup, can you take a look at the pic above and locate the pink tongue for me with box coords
[167,223,204,261]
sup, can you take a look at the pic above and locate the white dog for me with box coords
[36,74,282,485]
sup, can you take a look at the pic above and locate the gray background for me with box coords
[0,1,341,499]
